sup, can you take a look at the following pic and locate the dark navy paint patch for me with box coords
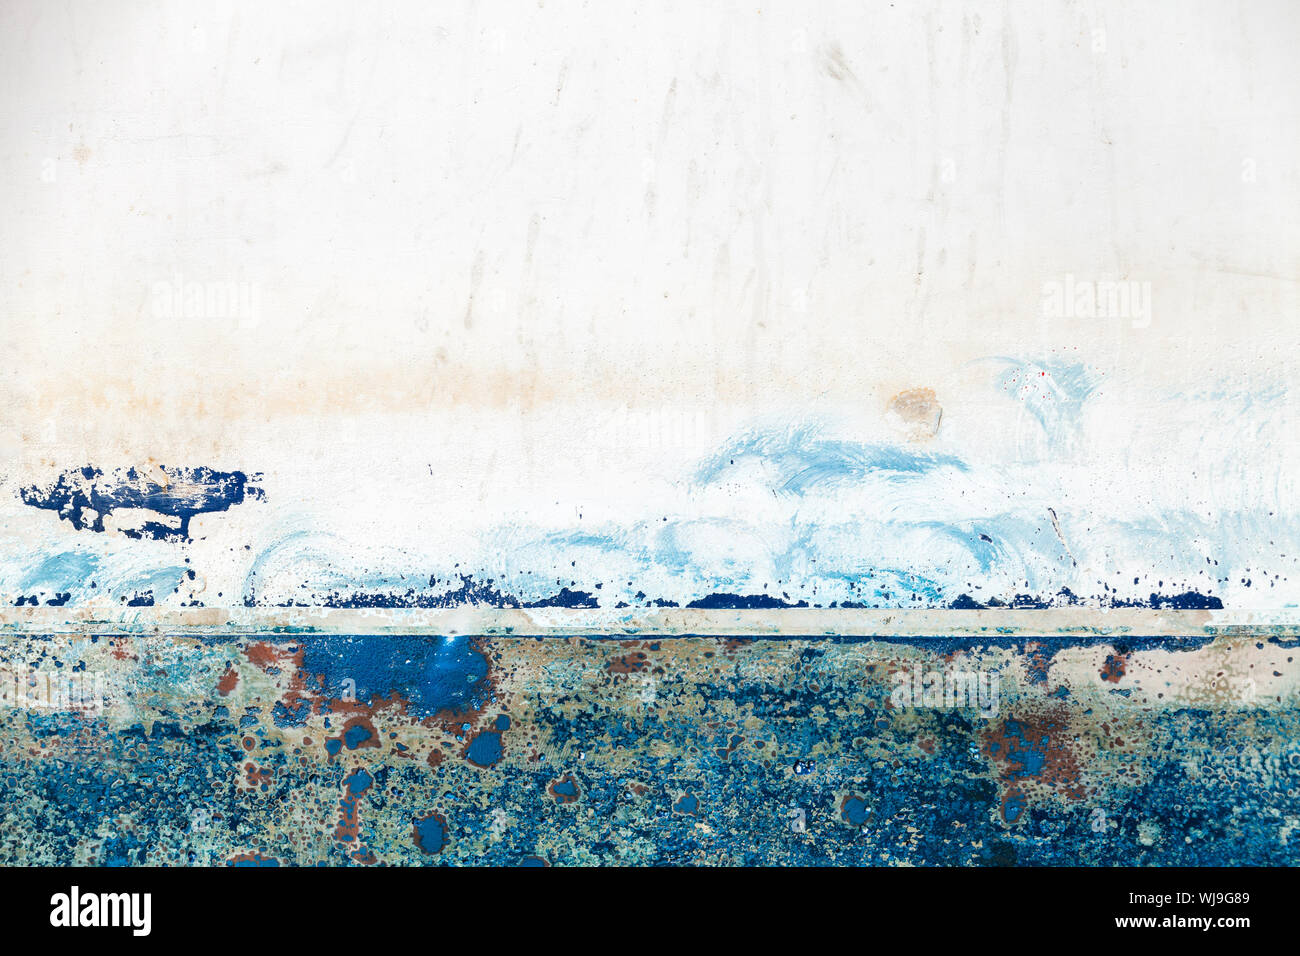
[20,465,263,542]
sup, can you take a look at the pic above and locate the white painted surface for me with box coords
[1,2,1297,611]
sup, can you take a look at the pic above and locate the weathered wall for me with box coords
[0,1,1297,865]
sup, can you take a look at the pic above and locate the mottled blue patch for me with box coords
[988,720,1048,777]
[343,768,373,793]
[343,723,373,750]
[412,815,446,854]
[841,796,869,826]
[272,699,311,728]
[466,731,504,767]
[298,636,489,719]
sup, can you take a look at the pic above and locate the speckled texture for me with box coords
[2,631,1296,865]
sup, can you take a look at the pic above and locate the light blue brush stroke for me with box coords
[695,424,969,494]
[20,550,101,592]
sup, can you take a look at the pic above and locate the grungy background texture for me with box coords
[0,0,1297,865]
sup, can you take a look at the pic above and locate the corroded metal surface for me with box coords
[3,632,1296,865]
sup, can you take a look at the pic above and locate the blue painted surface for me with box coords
[0,631,1294,865]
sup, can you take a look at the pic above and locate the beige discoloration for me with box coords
[0,350,886,465]
[886,387,943,440]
